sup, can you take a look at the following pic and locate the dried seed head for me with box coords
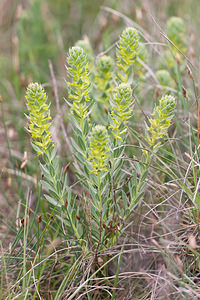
[186,65,194,80]
[37,215,42,224]
[64,162,70,174]
[188,234,197,250]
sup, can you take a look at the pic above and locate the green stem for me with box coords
[94,171,105,252]
[98,172,102,208]
[129,153,150,211]
[44,150,81,241]
[98,172,103,243]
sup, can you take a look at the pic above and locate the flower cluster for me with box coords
[26,82,53,155]
[117,27,139,83]
[67,46,90,121]
[89,125,110,174]
[95,55,114,104]
[167,17,186,53]
[75,39,94,67]
[156,69,175,91]
[164,16,186,69]
[146,95,176,149]
[109,83,133,142]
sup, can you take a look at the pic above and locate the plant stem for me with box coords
[129,153,150,211]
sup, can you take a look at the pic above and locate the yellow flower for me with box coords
[89,125,110,174]
[26,82,54,155]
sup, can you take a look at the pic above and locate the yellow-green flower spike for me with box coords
[75,39,94,66]
[165,17,186,68]
[67,46,90,121]
[26,82,54,155]
[109,83,133,142]
[117,27,139,83]
[156,69,175,90]
[89,125,110,175]
[167,17,186,53]
[146,95,176,150]
[95,55,114,104]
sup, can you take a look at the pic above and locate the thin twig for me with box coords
[137,57,159,84]
[101,6,152,43]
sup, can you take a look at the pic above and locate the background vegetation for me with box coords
[1,0,200,299]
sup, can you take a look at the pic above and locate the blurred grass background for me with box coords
[0,0,199,89]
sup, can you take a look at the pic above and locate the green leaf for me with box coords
[122,190,128,210]
[83,118,89,136]
[140,170,148,182]
[135,191,144,204]
[50,144,58,161]
[44,194,61,208]
[40,163,50,178]
[40,180,56,194]
[31,142,43,154]
[49,163,55,177]
[71,137,84,156]
[56,180,62,196]
[77,135,86,152]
